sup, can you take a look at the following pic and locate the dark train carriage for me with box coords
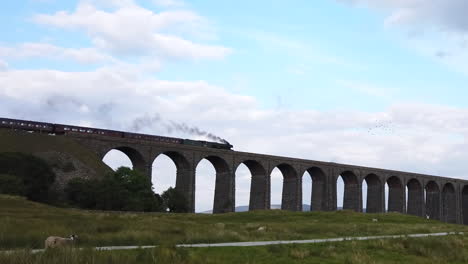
[123,132,183,144]
[54,124,123,137]
[0,117,54,132]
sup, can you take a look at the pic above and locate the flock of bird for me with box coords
[366,121,396,136]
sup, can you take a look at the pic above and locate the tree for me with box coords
[162,187,189,213]
[64,166,164,212]
[0,153,56,202]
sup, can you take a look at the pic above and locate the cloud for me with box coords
[0,43,115,64]
[33,2,231,59]
[0,60,7,71]
[153,0,185,7]
[337,0,468,32]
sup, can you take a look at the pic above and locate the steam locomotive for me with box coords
[0,117,233,150]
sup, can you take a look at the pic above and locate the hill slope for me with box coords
[0,129,111,189]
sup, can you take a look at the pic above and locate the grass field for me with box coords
[1,194,467,250]
[2,195,468,263]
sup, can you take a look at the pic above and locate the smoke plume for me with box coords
[129,114,229,144]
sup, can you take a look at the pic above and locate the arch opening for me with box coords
[151,154,176,195]
[363,174,383,213]
[442,183,456,223]
[102,147,146,175]
[235,164,251,212]
[425,181,440,220]
[196,156,233,214]
[386,176,405,213]
[102,149,133,171]
[303,170,312,211]
[270,163,299,211]
[406,178,423,217]
[152,151,192,211]
[336,171,360,212]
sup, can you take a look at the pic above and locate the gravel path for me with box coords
[3,231,464,254]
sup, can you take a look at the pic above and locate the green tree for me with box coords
[64,166,164,212]
[162,187,189,213]
[0,153,56,202]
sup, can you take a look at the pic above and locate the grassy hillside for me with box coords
[1,195,467,251]
[0,129,110,176]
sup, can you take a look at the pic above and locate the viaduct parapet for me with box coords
[69,132,468,225]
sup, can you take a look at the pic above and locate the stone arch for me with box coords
[386,176,405,213]
[196,155,233,214]
[235,160,267,211]
[102,146,148,176]
[152,151,192,212]
[406,178,423,216]
[303,166,326,211]
[463,185,468,225]
[442,182,456,223]
[270,163,299,211]
[363,173,383,213]
[425,181,440,220]
[337,170,360,212]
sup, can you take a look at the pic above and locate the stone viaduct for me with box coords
[67,132,468,224]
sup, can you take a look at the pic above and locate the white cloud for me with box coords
[0,60,7,71]
[33,2,230,59]
[153,0,185,8]
[0,43,115,64]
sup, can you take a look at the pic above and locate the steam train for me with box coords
[0,117,233,150]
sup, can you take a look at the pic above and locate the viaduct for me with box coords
[67,132,468,225]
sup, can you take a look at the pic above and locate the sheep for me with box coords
[44,234,78,249]
[372,218,378,222]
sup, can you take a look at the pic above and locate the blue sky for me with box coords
[2,0,467,112]
[1,0,468,211]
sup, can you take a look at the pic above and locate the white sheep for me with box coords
[372,218,378,222]
[44,234,78,249]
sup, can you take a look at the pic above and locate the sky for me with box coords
[1,0,468,212]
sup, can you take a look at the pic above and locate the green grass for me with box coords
[1,194,467,251]
[2,235,468,264]
[0,129,110,175]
